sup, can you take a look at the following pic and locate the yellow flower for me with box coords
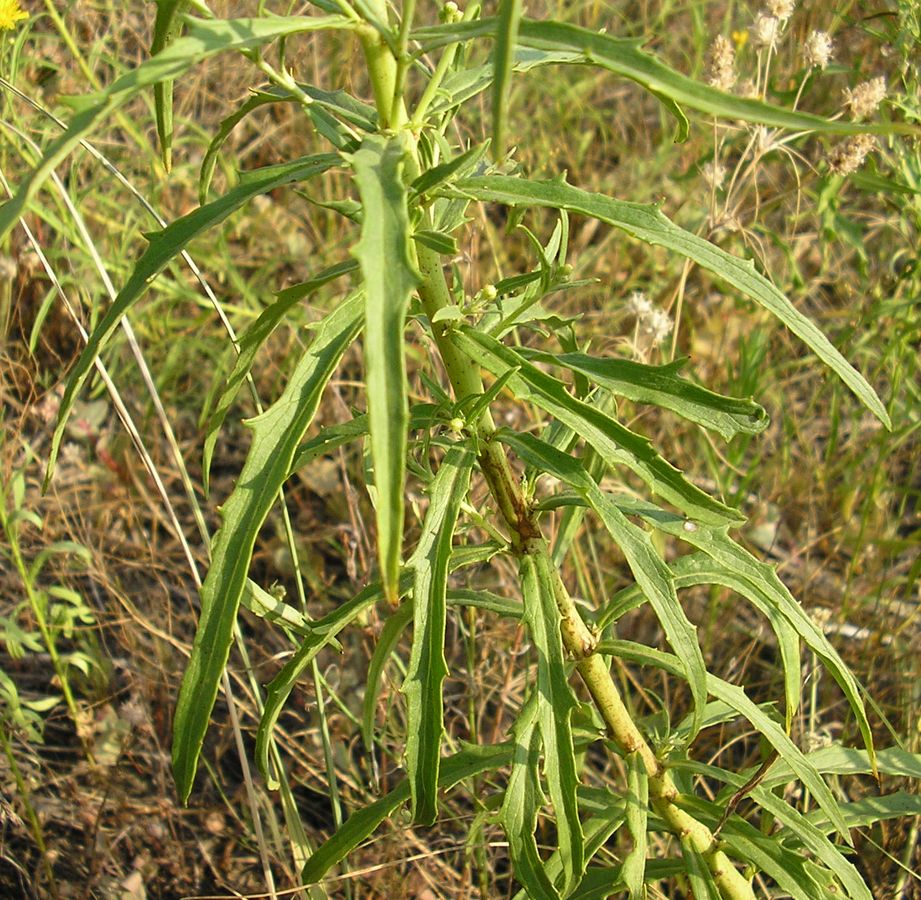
[0,0,28,31]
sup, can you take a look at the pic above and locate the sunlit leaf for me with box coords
[403,446,473,823]
[172,292,362,802]
[349,135,420,604]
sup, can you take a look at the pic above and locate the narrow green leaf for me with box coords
[203,258,358,495]
[500,430,707,739]
[521,552,585,893]
[520,350,768,441]
[764,746,921,786]
[446,176,890,427]
[0,14,355,245]
[361,600,412,750]
[679,835,720,900]
[412,228,458,255]
[413,18,913,136]
[151,0,191,172]
[301,742,513,883]
[349,135,420,604]
[172,292,362,803]
[492,0,523,158]
[623,751,648,899]
[455,328,741,526]
[199,84,375,203]
[677,757,872,899]
[47,152,340,486]
[678,794,831,900]
[257,571,411,790]
[613,496,875,775]
[502,700,561,900]
[410,141,489,198]
[599,639,853,844]
[804,791,921,834]
[403,446,473,823]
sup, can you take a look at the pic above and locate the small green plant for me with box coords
[2,1,920,897]
[0,453,102,898]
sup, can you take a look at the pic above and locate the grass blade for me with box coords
[172,292,362,802]
[256,571,412,789]
[301,742,513,883]
[151,0,191,172]
[349,135,420,604]
[403,446,473,823]
[446,176,890,427]
[0,14,355,245]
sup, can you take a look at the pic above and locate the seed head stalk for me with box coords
[359,19,756,900]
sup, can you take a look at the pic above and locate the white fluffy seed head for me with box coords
[803,30,833,69]
[706,34,736,91]
[843,77,886,120]
[626,290,653,319]
[751,13,781,50]
[766,0,795,21]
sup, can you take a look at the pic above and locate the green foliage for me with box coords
[4,1,919,897]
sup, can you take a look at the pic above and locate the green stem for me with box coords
[0,726,59,897]
[410,247,755,900]
[360,20,752,898]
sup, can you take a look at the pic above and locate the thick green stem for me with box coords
[358,20,753,896]
[410,246,754,900]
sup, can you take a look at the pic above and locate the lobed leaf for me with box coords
[501,700,560,900]
[172,291,362,802]
[622,751,648,898]
[413,18,913,136]
[403,446,474,823]
[203,258,358,495]
[349,136,420,605]
[445,175,890,427]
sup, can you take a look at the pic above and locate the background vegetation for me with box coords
[0,0,918,897]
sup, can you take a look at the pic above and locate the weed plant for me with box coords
[1,0,920,897]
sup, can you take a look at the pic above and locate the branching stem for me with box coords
[359,26,756,900]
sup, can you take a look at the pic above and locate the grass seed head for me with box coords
[766,0,795,22]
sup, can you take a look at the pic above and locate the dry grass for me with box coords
[0,1,918,897]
